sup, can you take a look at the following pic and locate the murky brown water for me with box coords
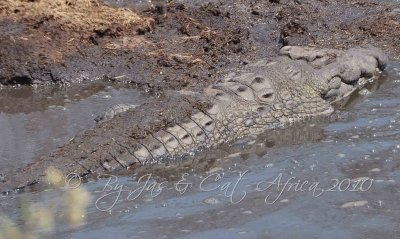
[1,63,400,239]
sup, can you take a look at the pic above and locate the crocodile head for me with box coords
[197,45,389,138]
[279,45,389,105]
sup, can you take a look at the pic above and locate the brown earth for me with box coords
[1,0,400,192]
[1,0,400,89]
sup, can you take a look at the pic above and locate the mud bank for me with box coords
[1,0,400,88]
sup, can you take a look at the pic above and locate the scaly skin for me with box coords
[0,45,388,193]
[125,45,387,164]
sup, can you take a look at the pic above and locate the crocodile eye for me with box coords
[237,86,247,92]
[252,77,265,84]
[215,92,224,97]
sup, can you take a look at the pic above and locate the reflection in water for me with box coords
[0,83,107,114]
[0,82,146,175]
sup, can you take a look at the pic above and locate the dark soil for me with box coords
[1,0,400,89]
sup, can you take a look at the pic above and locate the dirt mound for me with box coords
[1,0,153,36]
[0,0,153,85]
[2,0,400,87]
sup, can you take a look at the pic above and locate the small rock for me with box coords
[227,152,241,158]
[337,153,346,158]
[242,210,252,215]
[204,197,220,205]
[143,196,153,202]
[359,89,371,95]
[208,167,223,174]
[265,163,274,168]
[340,200,368,208]
[368,168,381,172]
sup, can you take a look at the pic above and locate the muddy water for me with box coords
[1,63,400,239]
[0,82,147,175]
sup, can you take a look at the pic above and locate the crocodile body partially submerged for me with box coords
[0,45,388,193]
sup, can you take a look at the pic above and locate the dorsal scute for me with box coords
[214,70,277,104]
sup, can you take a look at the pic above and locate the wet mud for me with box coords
[1,0,400,88]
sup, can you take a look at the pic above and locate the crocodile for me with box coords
[0,45,388,193]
